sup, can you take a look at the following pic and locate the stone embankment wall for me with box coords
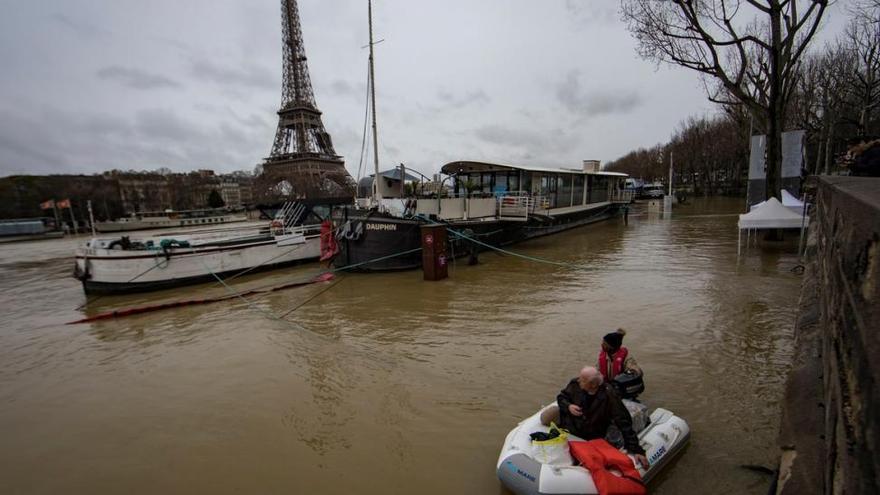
[777,177,879,494]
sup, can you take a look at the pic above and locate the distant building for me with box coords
[116,174,173,214]
[220,181,242,207]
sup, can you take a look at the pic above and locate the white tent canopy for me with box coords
[781,189,808,216]
[739,197,806,229]
[780,189,803,208]
[738,197,809,255]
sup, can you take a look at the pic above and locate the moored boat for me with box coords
[334,160,633,271]
[95,208,248,233]
[497,402,689,495]
[332,1,632,272]
[74,202,323,295]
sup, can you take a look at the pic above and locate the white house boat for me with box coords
[74,202,321,295]
[334,160,632,271]
[497,403,690,495]
[95,208,248,233]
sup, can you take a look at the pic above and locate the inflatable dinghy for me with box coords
[497,402,689,494]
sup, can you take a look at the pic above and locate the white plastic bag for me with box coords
[531,423,572,465]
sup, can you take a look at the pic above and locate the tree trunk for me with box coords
[765,3,784,201]
[824,121,835,174]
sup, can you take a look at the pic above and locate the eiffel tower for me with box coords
[262,0,354,198]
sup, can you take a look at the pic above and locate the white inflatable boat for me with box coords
[496,402,689,495]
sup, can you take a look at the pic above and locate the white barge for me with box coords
[95,208,248,233]
[74,202,323,295]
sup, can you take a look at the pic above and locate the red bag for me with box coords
[569,439,645,495]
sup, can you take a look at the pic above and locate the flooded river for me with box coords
[0,197,802,494]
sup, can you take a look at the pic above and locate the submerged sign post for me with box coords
[420,224,448,281]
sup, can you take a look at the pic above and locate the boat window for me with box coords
[494,174,508,195]
[558,175,572,208]
[508,172,519,193]
[589,176,609,203]
[465,173,482,194]
[540,176,556,208]
[481,173,494,194]
[573,175,585,205]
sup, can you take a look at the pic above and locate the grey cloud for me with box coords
[190,59,277,91]
[474,124,548,149]
[329,79,358,96]
[0,133,68,174]
[471,123,580,163]
[82,114,134,137]
[47,13,111,39]
[134,109,203,142]
[96,66,181,90]
[564,1,618,24]
[437,89,490,109]
[0,109,70,174]
[410,89,491,121]
[556,70,642,118]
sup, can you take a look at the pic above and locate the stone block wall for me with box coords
[777,177,880,494]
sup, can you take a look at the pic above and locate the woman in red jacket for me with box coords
[596,328,642,383]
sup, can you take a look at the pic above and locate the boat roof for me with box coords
[368,168,421,181]
[440,160,628,177]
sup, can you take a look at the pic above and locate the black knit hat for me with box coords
[603,328,626,349]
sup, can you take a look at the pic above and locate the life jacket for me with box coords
[598,347,628,382]
[569,439,645,495]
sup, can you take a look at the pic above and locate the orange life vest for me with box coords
[598,347,628,382]
[569,439,645,495]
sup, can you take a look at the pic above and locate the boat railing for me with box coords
[498,194,541,220]
[273,222,321,247]
[272,201,307,235]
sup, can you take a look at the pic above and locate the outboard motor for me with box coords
[611,372,645,399]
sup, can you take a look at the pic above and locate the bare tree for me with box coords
[621,0,830,200]
[841,4,880,136]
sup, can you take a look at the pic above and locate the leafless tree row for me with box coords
[607,0,880,191]
[606,112,748,195]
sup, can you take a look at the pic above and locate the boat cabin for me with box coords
[357,168,422,199]
[413,160,631,222]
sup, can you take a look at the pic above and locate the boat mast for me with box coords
[368,0,382,206]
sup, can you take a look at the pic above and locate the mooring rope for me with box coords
[70,246,424,324]
[445,227,580,269]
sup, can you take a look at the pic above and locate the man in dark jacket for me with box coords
[557,366,649,468]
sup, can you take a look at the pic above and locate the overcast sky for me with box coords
[0,0,851,180]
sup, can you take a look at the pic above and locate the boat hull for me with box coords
[0,231,65,244]
[334,202,621,271]
[75,236,320,295]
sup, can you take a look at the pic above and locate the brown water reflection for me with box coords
[0,197,801,494]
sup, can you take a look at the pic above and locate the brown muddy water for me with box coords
[0,197,802,494]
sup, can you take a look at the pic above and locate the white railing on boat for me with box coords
[498,194,536,221]
[274,223,320,247]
